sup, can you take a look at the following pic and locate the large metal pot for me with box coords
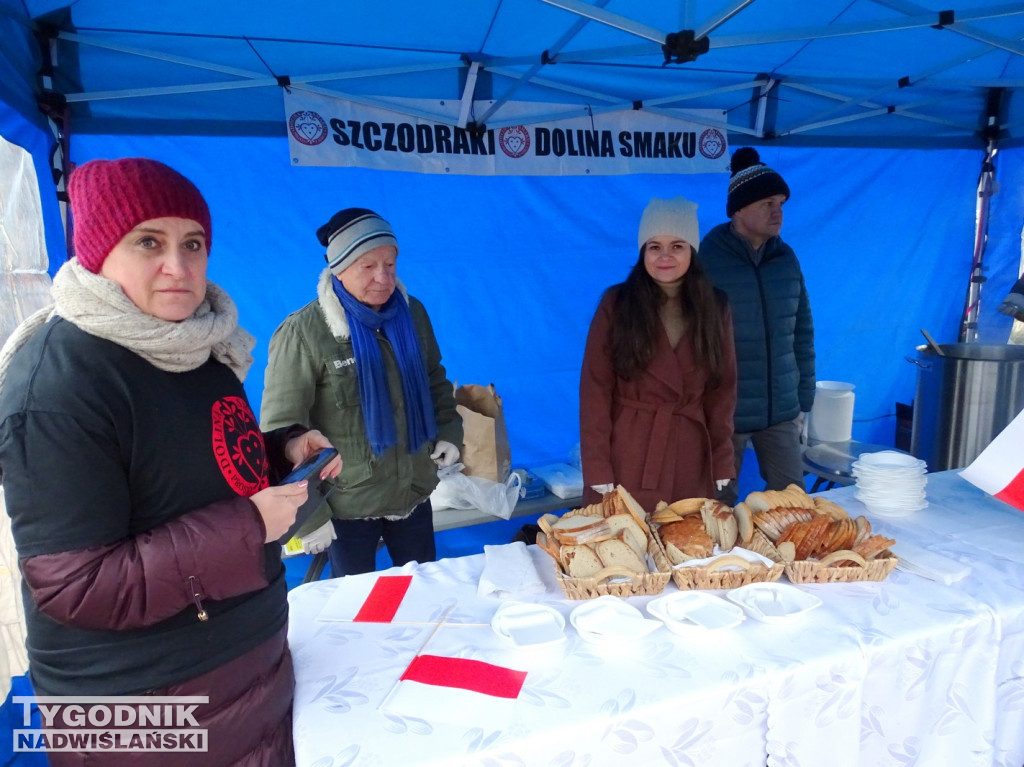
[908,343,1024,471]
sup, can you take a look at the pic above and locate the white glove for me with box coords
[715,479,731,492]
[430,440,460,468]
[298,520,336,555]
[798,411,811,444]
[591,483,614,494]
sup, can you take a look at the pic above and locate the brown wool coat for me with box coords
[579,288,738,513]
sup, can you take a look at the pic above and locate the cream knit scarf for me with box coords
[0,259,255,395]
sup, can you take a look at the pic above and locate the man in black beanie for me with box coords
[698,147,816,505]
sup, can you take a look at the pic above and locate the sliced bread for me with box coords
[613,485,651,535]
[734,502,754,544]
[605,513,647,558]
[595,535,647,573]
[559,543,604,578]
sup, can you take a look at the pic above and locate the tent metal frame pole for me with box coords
[870,0,1024,58]
[477,0,611,126]
[479,73,750,130]
[693,0,756,41]
[486,66,620,105]
[960,139,998,343]
[290,84,461,126]
[57,31,262,79]
[487,4,1023,68]
[753,77,774,138]
[787,40,1001,133]
[62,28,463,104]
[780,81,976,135]
[36,32,71,263]
[457,61,480,128]
[716,5,1024,49]
[960,87,1004,343]
[537,0,666,43]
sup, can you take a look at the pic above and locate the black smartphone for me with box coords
[276,447,339,544]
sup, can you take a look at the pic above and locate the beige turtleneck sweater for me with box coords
[658,279,685,349]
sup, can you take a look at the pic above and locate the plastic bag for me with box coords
[430,463,522,520]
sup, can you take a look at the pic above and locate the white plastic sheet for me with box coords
[430,463,521,519]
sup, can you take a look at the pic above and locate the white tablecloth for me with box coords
[287,470,1024,766]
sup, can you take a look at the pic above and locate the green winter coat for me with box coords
[260,269,462,532]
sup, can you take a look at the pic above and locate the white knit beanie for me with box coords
[637,197,700,253]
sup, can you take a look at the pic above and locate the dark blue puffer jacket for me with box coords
[698,222,815,433]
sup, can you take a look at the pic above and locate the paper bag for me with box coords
[960,406,1024,511]
[456,383,511,482]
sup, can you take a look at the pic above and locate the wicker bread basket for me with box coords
[746,528,897,583]
[784,549,898,583]
[544,505,671,600]
[656,528,784,590]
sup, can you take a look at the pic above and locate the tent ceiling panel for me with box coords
[15,0,1024,147]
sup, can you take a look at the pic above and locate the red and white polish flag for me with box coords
[317,574,427,622]
[960,406,1024,510]
[382,654,528,725]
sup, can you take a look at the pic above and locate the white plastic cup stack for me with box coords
[851,450,928,518]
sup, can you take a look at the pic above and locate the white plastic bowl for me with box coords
[646,592,745,634]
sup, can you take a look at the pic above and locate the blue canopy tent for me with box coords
[2,0,1023,469]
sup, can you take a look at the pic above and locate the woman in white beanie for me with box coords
[579,196,737,512]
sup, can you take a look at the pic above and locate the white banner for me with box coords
[284,90,729,176]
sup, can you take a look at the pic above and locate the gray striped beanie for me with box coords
[317,208,398,275]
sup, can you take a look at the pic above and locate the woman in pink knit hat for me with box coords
[0,157,339,765]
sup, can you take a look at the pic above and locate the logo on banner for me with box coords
[698,128,726,160]
[289,111,329,146]
[498,126,530,158]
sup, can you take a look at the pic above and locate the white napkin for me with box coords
[478,542,546,598]
[674,546,775,571]
[894,542,971,585]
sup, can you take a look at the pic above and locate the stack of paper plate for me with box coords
[851,450,928,518]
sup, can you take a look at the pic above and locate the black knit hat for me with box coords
[726,147,790,216]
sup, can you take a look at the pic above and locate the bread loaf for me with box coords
[658,516,713,563]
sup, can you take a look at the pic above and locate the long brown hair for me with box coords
[609,245,728,385]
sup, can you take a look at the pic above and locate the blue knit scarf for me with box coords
[332,278,437,455]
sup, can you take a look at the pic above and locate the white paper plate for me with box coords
[855,489,927,503]
[491,602,566,648]
[570,596,662,644]
[853,451,927,470]
[646,592,745,634]
[726,583,822,623]
[861,499,928,518]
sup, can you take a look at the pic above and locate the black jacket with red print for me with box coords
[0,317,300,698]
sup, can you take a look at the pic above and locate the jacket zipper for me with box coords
[754,264,774,424]
[188,575,209,621]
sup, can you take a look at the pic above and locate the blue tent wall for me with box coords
[3,0,1022,474]
[62,134,1000,469]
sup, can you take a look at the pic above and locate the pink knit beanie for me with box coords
[68,158,212,273]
